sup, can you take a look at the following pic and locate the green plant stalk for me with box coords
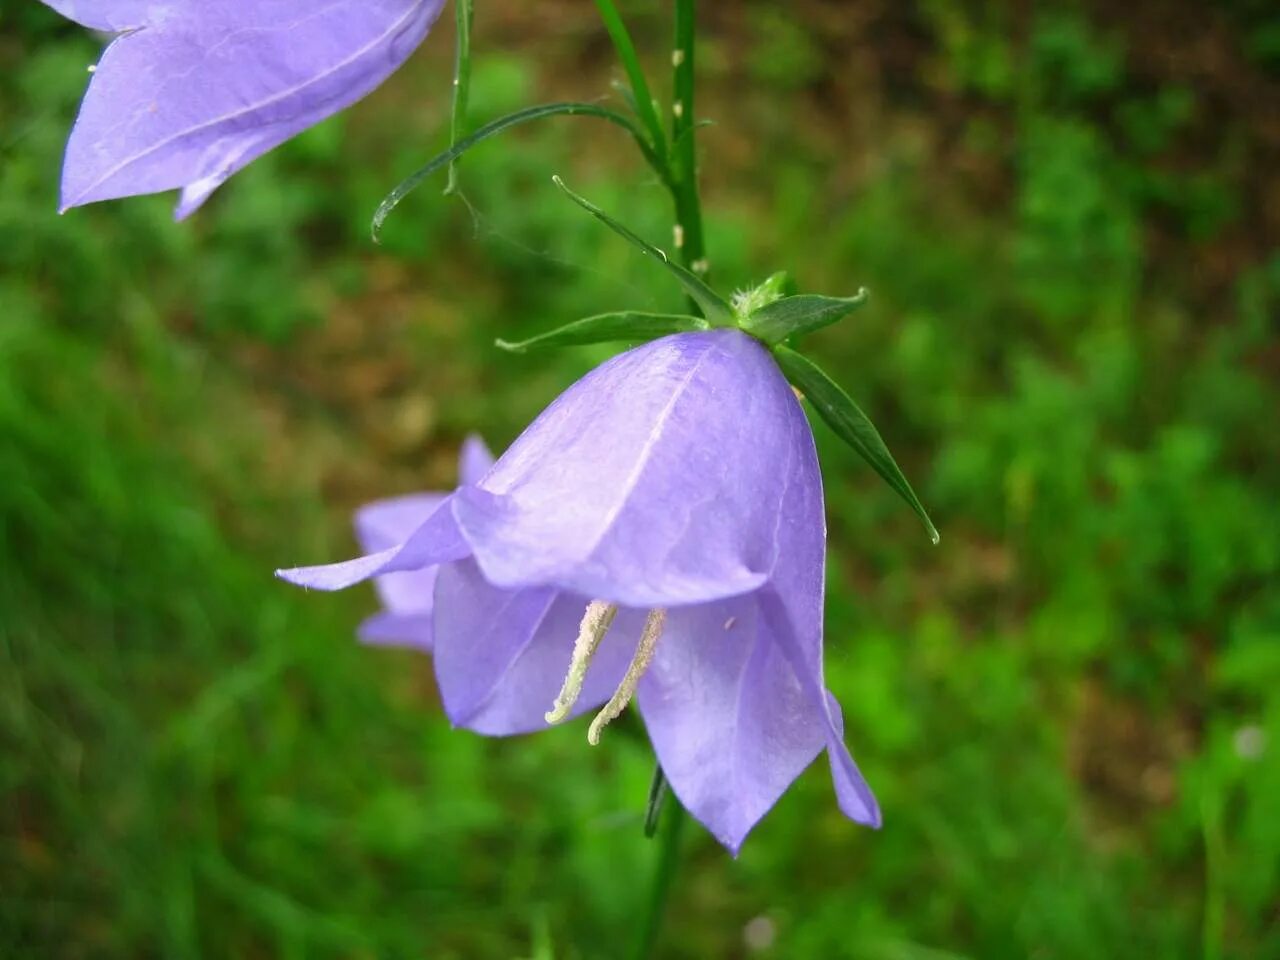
[594,0,668,160]
[670,0,706,289]
[630,796,687,960]
[444,0,474,196]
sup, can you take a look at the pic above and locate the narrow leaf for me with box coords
[551,176,733,323]
[742,290,869,345]
[496,312,708,353]
[372,103,655,241]
[775,346,940,544]
[443,0,474,195]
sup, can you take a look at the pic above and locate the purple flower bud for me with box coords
[279,331,880,853]
[44,0,446,217]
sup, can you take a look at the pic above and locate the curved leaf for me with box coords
[372,102,656,241]
[552,176,733,323]
[496,312,708,353]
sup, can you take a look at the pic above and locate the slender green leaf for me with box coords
[496,312,708,353]
[551,176,733,323]
[372,102,655,241]
[742,290,869,345]
[443,0,474,195]
[775,346,940,544]
[594,0,668,161]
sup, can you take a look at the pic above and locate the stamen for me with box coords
[545,601,618,725]
[588,609,667,746]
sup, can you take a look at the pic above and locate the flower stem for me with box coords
[670,0,707,289]
[631,793,688,960]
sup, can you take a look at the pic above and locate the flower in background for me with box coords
[354,435,493,650]
[279,330,880,853]
[43,0,446,217]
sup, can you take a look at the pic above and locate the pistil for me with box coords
[544,600,618,725]
[588,608,667,746]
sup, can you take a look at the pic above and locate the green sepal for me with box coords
[742,290,869,346]
[551,176,734,324]
[496,312,709,353]
[774,345,940,544]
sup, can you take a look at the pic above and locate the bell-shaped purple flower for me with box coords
[279,330,879,852]
[43,0,445,217]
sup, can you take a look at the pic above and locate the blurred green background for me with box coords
[2,1,1278,957]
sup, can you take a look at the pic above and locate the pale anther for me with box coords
[545,601,618,725]
[674,224,685,249]
[588,608,667,746]
[672,49,686,67]
[673,101,685,120]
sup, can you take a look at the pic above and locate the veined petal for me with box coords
[59,0,445,215]
[453,331,794,608]
[757,396,881,828]
[277,491,470,591]
[432,560,641,736]
[637,597,826,854]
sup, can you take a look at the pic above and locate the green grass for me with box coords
[1,3,1278,958]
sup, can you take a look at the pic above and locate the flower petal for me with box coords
[637,597,826,854]
[453,331,793,607]
[40,0,157,31]
[458,434,495,487]
[757,395,881,828]
[357,611,434,650]
[355,493,446,614]
[59,0,445,215]
[432,560,641,736]
[277,492,470,591]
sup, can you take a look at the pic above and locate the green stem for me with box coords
[631,797,687,960]
[594,0,669,160]
[670,0,707,288]
[444,0,474,196]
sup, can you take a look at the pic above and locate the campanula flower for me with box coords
[43,0,445,217]
[279,330,879,852]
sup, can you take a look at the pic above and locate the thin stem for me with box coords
[594,0,669,160]
[630,797,687,960]
[670,0,707,288]
[444,0,474,196]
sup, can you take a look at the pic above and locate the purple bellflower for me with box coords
[43,0,445,217]
[280,329,880,853]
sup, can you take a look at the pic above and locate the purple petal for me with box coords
[40,0,157,31]
[756,397,881,828]
[432,560,642,736]
[277,492,469,592]
[637,597,827,854]
[452,331,793,608]
[357,611,434,650]
[458,434,495,487]
[59,0,445,216]
[355,493,446,614]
